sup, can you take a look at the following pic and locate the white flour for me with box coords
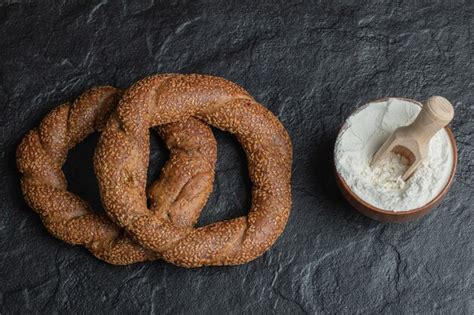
[335,98,454,211]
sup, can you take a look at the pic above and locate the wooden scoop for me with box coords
[371,96,454,181]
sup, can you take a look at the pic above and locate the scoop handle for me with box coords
[404,96,454,142]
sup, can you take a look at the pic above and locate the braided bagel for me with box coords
[95,74,292,267]
[16,86,217,265]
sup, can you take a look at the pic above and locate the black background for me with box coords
[1,1,473,314]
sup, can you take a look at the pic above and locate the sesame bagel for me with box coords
[17,86,217,265]
[95,74,293,267]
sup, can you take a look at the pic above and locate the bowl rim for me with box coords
[334,96,458,216]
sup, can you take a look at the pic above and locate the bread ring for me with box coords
[95,74,292,267]
[16,86,217,265]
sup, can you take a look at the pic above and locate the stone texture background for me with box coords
[1,0,473,313]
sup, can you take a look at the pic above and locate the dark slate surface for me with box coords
[1,1,473,314]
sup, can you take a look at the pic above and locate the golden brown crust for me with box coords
[95,74,293,267]
[16,86,217,265]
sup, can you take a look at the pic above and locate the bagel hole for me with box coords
[146,130,170,194]
[197,128,251,227]
[145,131,166,212]
[63,133,105,214]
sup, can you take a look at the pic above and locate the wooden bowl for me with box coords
[334,97,458,223]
